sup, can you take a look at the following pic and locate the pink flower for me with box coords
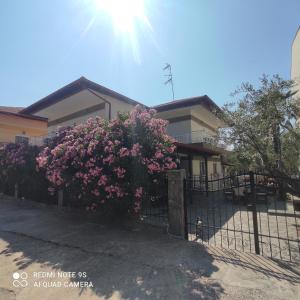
[92,190,100,196]
[135,187,143,199]
[154,150,164,159]
[103,154,115,165]
[131,143,142,156]
[133,201,141,213]
[164,161,177,170]
[119,147,130,157]
[114,167,126,178]
[147,162,161,173]
[98,175,108,186]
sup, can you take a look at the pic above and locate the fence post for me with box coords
[167,169,187,239]
[58,190,64,208]
[14,183,19,200]
[250,171,260,255]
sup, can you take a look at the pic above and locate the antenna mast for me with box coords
[163,63,175,100]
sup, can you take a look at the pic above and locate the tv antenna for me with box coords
[163,63,175,100]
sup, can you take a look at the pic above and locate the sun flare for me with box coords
[94,0,147,33]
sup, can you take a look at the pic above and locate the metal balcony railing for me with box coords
[172,131,226,149]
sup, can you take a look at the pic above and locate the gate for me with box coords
[185,171,300,262]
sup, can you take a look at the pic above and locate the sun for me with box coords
[93,0,147,33]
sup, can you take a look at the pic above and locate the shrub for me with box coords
[37,106,177,215]
[0,143,33,193]
[0,143,55,203]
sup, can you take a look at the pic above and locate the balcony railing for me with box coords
[172,131,226,149]
[29,136,46,146]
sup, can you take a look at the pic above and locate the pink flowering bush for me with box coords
[0,143,31,188]
[0,143,52,202]
[37,105,177,215]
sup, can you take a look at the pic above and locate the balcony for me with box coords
[172,130,226,149]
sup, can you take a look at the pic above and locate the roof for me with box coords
[0,106,24,113]
[0,110,48,122]
[152,95,222,115]
[21,76,144,114]
[175,142,222,156]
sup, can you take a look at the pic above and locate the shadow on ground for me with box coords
[0,200,224,299]
[0,199,299,299]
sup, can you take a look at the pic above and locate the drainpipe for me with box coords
[87,88,112,121]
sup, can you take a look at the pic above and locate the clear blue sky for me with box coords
[0,0,299,108]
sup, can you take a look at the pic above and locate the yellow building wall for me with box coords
[0,113,47,144]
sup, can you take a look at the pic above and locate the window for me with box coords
[15,136,29,145]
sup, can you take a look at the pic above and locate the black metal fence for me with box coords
[140,177,169,227]
[185,171,300,262]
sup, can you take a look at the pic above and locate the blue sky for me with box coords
[0,0,299,108]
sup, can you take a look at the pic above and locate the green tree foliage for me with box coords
[221,75,300,176]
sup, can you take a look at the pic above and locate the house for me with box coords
[20,77,143,135]
[0,107,48,146]
[291,26,300,128]
[154,97,227,178]
[18,76,227,177]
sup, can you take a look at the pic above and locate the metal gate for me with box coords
[185,171,300,262]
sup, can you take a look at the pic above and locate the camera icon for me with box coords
[12,272,28,288]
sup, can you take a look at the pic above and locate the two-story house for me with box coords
[154,96,227,179]
[18,76,227,178]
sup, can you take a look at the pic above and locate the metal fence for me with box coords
[140,177,169,227]
[185,171,300,262]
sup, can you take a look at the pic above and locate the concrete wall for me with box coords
[291,28,300,127]
[0,113,47,144]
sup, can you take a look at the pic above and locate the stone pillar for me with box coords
[58,190,64,208]
[167,169,187,239]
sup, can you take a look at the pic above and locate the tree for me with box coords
[221,74,300,176]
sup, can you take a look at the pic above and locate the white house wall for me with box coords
[33,90,106,121]
[47,108,106,133]
[32,89,136,135]
[91,90,136,119]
